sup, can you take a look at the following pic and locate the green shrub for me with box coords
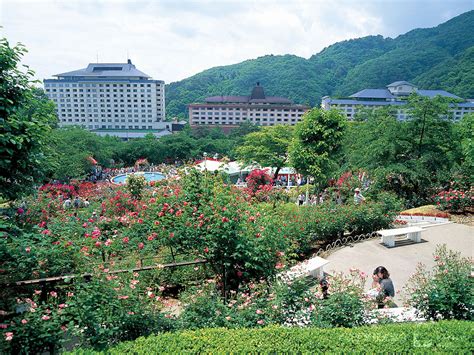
[72,321,473,353]
[312,270,371,328]
[125,174,147,199]
[405,245,473,321]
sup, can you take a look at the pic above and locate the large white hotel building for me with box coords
[44,60,171,138]
[322,81,474,120]
[188,83,310,128]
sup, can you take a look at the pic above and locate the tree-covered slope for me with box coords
[413,46,474,98]
[166,10,474,119]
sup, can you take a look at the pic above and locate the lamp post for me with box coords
[203,152,207,170]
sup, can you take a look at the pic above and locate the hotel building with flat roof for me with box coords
[322,81,474,121]
[44,60,171,138]
[188,83,310,128]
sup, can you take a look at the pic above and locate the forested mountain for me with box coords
[166,10,474,118]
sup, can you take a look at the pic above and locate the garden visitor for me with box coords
[353,188,365,204]
[73,196,81,209]
[371,266,395,308]
[297,193,305,206]
[320,278,329,299]
[63,197,72,209]
[83,198,90,207]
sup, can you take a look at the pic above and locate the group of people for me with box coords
[295,188,366,206]
[60,195,89,209]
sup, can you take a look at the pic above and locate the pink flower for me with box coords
[42,315,50,321]
[257,319,265,325]
[138,242,144,250]
[275,263,284,269]
[104,239,112,246]
[122,237,129,244]
[21,319,28,324]
[118,295,129,300]
[67,292,74,297]
[222,217,229,223]
[58,304,67,309]
[25,247,31,253]
[204,247,209,253]
[4,332,13,341]
[225,316,231,321]
[34,289,42,295]
[256,309,264,314]
[50,291,57,298]
[94,241,102,247]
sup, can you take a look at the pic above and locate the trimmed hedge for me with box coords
[73,321,473,353]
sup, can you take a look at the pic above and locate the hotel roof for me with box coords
[55,61,151,79]
[204,83,293,104]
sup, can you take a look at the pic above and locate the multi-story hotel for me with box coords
[322,81,474,121]
[44,60,171,138]
[188,83,310,128]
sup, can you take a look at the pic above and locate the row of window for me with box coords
[193,107,305,112]
[193,117,300,123]
[61,114,154,118]
[47,88,155,93]
[58,104,153,109]
[48,93,160,98]
[62,118,156,123]
[193,112,303,118]
[46,83,160,88]
[56,99,155,103]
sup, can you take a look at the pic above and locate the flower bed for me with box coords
[1,169,403,352]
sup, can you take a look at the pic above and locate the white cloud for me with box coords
[0,0,471,84]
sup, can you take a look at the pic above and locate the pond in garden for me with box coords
[111,172,166,184]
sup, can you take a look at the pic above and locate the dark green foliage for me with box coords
[0,38,57,200]
[78,321,473,353]
[289,108,346,186]
[342,95,463,205]
[166,11,474,118]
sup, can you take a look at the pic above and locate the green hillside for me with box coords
[166,10,474,119]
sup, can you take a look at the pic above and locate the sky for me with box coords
[1,0,473,84]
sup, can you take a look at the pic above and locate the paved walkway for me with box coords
[325,223,473,305]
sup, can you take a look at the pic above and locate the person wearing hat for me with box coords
[354,188,366,204]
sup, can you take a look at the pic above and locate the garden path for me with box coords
[325,223,473,305]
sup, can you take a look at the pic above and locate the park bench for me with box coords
[377,227,423,247]
[284,256,330,280]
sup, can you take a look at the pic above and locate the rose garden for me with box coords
[1,38,473,353]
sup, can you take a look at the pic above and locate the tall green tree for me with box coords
[0,39,57,200]
[289,108,346,188]
[235,125,293,178]
[344,95,462,205]
[455,113,474,187]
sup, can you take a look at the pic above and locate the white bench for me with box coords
[377,227,423,247]
[284,256,330,280]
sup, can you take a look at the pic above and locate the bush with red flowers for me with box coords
[433,189,473,212]
[245,169,273,198]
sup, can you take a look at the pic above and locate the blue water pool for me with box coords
[111,172,165,184]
